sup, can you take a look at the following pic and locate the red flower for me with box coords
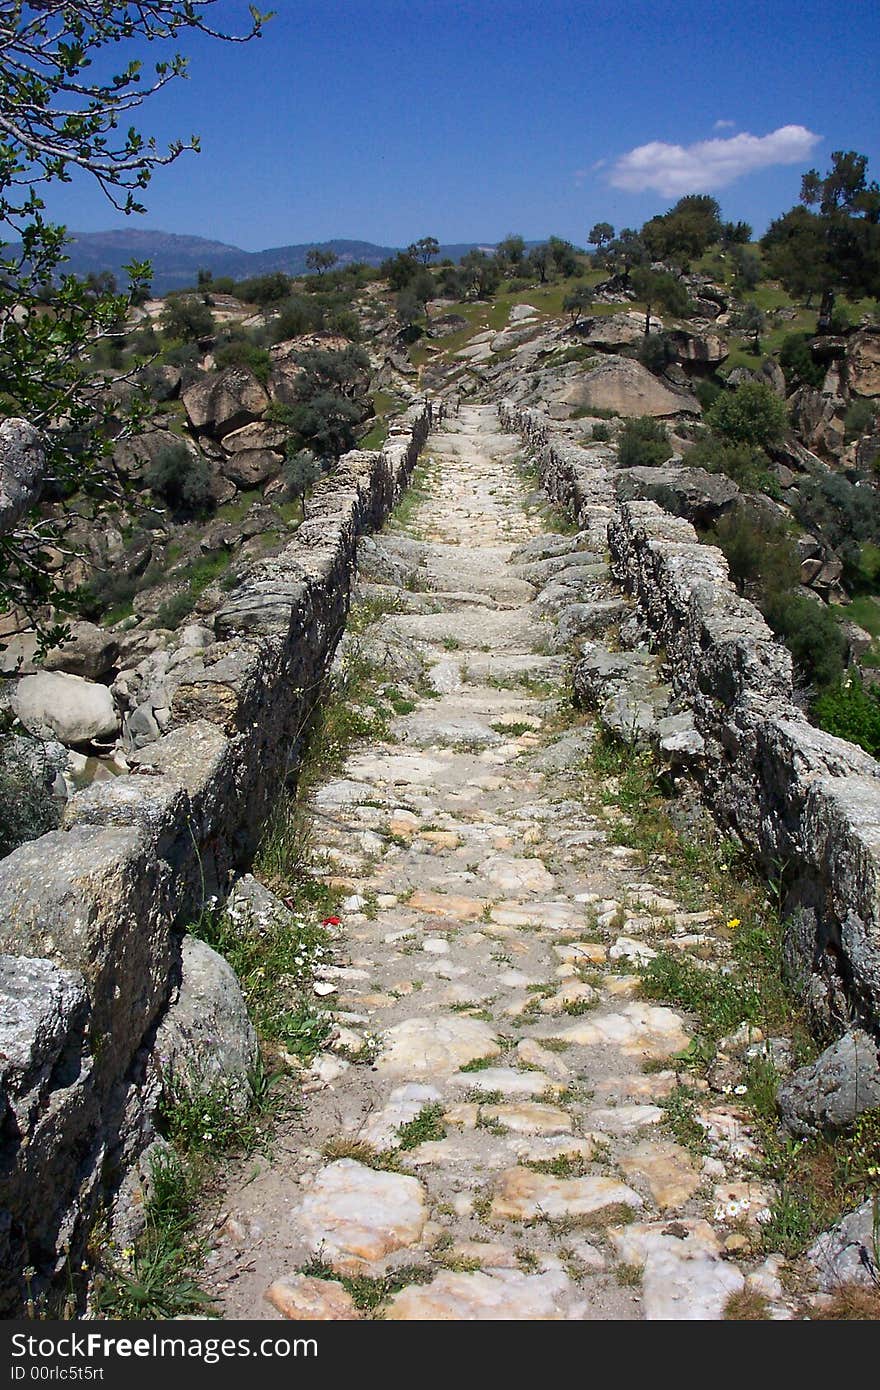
[322,916,341,927]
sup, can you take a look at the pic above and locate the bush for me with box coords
[0,734,63,858]
[708,510,800,597]
[161,295,214,342]
[814,673,880,756]
[687,434,777,493]
[695,378,723,411]
[618,416,673,469]
[235,271,293,305]
[844,398,878,443]
[706,379,789,449]
[779,333,824,391]
[637,332,670,374]
[143,443,213,515]
[212,335,271,384]
[591,423,610,441]
[288,392,362,460]
[155,590,196,630]
[763,589,846,691]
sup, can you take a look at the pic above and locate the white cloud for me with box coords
[608,125,821,197]
[713,119,736,131]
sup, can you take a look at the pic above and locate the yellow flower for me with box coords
[727,918,741,929]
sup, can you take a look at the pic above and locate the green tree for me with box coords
[618,417,673,469]
[305,248,339,276]
[380,251,419,290]
[283,448,321,519]
[407,237,440,265]
[563,284,594,326]
[496,234,526,271]
[641,195,723,266]
[588,222,615,250]
[706,380,788,449]
[630,266,690,335]
[143,442,213,515]
[0,2,268,638]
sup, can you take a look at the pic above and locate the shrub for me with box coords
[143,443,213,515]
[687,434,777,493]
[708,510,800,597]
[212,335,271,384]
[814,673,880,756]
[591,423,610,442]
[844,398,878,443]
[235,271,293,305]
[618,416,673,469]
[706,379,788,449]
[779,332,824,390]
[763,589,846,691]
[637,332,670,374]
[161,295,214,342]
[289,392,362,460]
[155,590,196,630]
[694,378,723,411]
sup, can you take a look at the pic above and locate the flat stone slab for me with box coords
[265,1274,361,1320]
[618,1141,702,1210]
[450,1066,558,1097]
[545,1001,690,1059]
[360,1083,442,1149]
[481,1102,573,1135]
[478,856,555,894]
[490,1167,643,1221]
[386,1268,584,1320]
[377,1016,500,1075]
[407,890,487,920]
[290,1160,428,1272]
[585,1104,663,1135]
[608,1218,742,1318]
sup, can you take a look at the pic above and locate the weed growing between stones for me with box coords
[298,1256,434,1315]
[395,1103,447,1150]
[92,1148,214,1320]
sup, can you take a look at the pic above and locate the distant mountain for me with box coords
[22,230,517,295]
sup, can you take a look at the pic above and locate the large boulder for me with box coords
[0,419,45,534]
[789,386,845,457]
[12,671,119,745]
[182,367,269,438]
[152,935,258,1111]
[576,311,661,350]
[112,427,186,482]
[808,1199,880,1291]
[777,1029,880,1136]
[221,448,284,488]
[43,622,120,681]
[560,356,700,418]
[222,421,288,454]
[667,330,729,368]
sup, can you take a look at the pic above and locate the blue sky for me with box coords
[41,0,880,250]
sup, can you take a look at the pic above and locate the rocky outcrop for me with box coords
[561,356,700,419]
[0,399,435,1315]
[847,326,880,398]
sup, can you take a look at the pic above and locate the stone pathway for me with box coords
[207,404,789,1320]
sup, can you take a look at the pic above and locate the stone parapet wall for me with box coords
[0,399,435,1314]
[501,399,880,1043]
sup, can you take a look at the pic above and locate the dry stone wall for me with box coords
[0,400,434,1314]
[500,400,880,1045]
